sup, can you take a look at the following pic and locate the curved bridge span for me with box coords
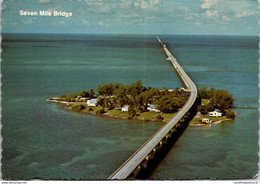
[108,37,198,180]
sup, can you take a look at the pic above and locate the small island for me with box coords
[190,86,236,126]
[47,81,236,125]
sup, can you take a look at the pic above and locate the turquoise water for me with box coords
[1,34,258,179]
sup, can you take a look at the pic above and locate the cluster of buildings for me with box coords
[86,98,160,113]
[86,98,98,106]
[201,109,222,124]
[121,104,160,113]
[83,98,223,124]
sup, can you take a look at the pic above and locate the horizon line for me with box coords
[1,32,259,37]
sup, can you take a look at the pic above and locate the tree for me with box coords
[97,97,105,108]
[80,91,88,97]
[197,105,208,115]
[208,87,215,99]
[157,94,179,113]
[71,104,86,112]
[161,86,169,96]
[156,114,164,121]
[114,82,124,90]
[198,86,208,99]
[65,93,78,102]
[97,83,114,96]
[140,88,160,106]
[97,97,114,109]
[114,84,127,108]
[225,109,236,119]
[89,89,95,98]
[213,89,234,111]
[96,108,106,115]
[80,89,95,98]
[126,80,145,97]
[88,107,94,112]
[128,105,137,119]
[198,86,215,99]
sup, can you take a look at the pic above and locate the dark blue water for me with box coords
[1,34,258,179]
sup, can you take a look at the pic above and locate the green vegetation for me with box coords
[96,108,106,115]
[190,115,230,125]
[71,104,86,112]
[198,86,236,119]
[80,89,95,98]
[63,102,174,122]
[53,82,236,124]
[59,93,79,102]
[156,114,164,121]
[55,80,185,122]
[225,109,236,119]
[58,89,95,102]
[88,107,94,112]
[95,80,188,119]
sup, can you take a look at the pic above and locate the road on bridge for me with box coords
[108,36,198,180]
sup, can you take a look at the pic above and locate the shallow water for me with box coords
[1,34,258,179]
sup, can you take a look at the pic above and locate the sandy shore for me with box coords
[46,98,69,104]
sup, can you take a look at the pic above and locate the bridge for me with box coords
[108,36,198,180]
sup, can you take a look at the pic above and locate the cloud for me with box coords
[47,5,63,13]
[200,0,219,9]
[205,10,219,17]
[235,10,256,18]
[199,0,257,24]
[133,0,161,10]
[38,0,51,4]
[85,0,104,6]
[222,15,229,21]
[134,0,149,9]
[149,0,159,6]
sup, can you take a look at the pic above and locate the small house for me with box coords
[147,104,160,113]
[208,109,222,117]
[121,105,129,112]
[201,117,212,124]
[87,98,97,106]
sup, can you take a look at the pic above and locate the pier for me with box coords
[108,37,199,179]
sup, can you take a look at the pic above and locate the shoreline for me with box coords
[46,98,168,123]
[46,98,233,126]
[189,118,233,126]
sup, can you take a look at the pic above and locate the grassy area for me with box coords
[107,110,174,122]
[66,102,232,125]
[190,114,231,125]
[68,103,174,122]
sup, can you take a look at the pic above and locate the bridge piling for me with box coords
[108,37,198,180]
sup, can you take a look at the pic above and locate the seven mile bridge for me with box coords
[108,36,198,180]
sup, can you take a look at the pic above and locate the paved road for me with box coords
[108,37,197,180]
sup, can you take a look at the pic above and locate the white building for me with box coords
[147,104,160,113]
[87,98,97,106]
[121,105,129,112]
[208,109,222,117]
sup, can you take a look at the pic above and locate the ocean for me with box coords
[1,34,258,179]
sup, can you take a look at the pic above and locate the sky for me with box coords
[1,0,259,35]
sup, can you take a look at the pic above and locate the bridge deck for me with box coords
[108,37,197,179]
